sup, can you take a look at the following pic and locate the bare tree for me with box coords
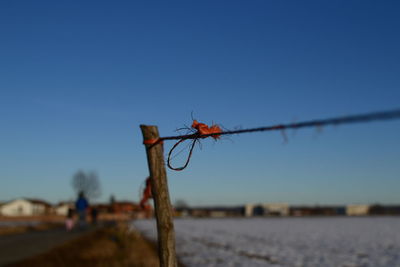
[72,170,101,200]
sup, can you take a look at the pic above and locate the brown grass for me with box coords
[10,223,160,267]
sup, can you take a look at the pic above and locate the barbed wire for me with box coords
[146,109,400,171]
[161,109,400,141]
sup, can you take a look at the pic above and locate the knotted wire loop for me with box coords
[141,109,400,171]
[166,121,222,171]
[167,135,199,171]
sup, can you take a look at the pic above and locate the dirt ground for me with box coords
[0,225,88,266]
[0,215,65,223]
[7,223,160,267]
[0,222,62,236]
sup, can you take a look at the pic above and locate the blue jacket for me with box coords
[75,197,89,211]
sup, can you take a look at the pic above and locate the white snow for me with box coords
[132,217,400,267]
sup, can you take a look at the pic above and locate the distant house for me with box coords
[55,202,74,216]
[346,205,370,216]
[245,203,289,217]
[112,201,140,214]
[178,206,244,217]
[91,203,111,214]
[89,201,141,215]
[368,204,400,215]
[290,206,346,216]
[0,198,52,216]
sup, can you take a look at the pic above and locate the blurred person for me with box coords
[75,191,89,228]
[65,207,74,231]
[90,207,98,226]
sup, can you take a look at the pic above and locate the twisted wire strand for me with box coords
[149,109,400,171]
[160,109,400,141]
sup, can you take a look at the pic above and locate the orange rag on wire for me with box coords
[139,177,152,210]
[192,120,222,139]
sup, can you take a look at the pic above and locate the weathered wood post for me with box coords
[140,125,177,267]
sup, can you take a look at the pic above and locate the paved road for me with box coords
[0,227,87,266]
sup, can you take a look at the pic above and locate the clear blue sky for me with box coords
[1,1,399,206]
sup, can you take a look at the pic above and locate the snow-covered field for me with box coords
[132,217,400,267]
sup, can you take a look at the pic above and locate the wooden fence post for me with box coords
[140,125,177,267]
